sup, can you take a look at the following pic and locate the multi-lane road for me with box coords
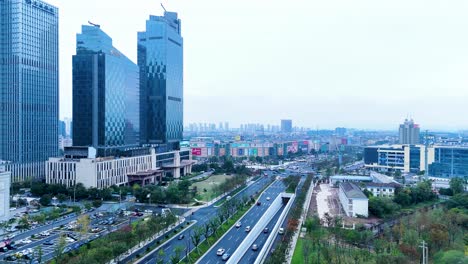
[198,180,286,264]
[135,174,275,264]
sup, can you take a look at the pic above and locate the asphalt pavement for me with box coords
[135,175,275,264]
[197,180,286,264]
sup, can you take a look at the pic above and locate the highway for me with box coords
[197,180,286,264]
[239,204,286,263]
[133,174,275,264]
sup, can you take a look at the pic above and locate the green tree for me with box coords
[449,177,465,195]
[170,246,184,264]
[54,235,67,263]
[39,194,52,206]
[433,250,467,264]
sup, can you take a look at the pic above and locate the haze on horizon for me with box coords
[50,0,468,131]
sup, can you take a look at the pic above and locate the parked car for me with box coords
[178,234,185,240]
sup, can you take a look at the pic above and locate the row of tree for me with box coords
[55,214,178,264]
[368,180,437,218]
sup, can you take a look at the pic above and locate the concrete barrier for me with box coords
[226,193,284,264]
[254,193,295,264]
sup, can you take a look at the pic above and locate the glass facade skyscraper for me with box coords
[73,25,139,157]
[0,0,59,182]
[138,11,183,149]
[429,146,468,178]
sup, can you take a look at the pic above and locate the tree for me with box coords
[190,226,203,253]
[76,214,90,238]
[92,200,102,208]
[36,245,43,264]
[433,250,466,264]
[18,215,30,231]
[449,177,465,195]
[39,194,52,206]
[156,249,165,264]
[170,245,184,264]
[57,193,68,203]
[53,235,67,263]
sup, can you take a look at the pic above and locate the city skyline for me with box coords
[48,0,468,130]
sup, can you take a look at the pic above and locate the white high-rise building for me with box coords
[399,119,420,144]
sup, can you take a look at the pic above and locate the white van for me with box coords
[278,227,284,234]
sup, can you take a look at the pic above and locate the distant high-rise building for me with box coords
[0,0,59,182]
[335,127,347,136]
[281,119,293,133]
[59,121,67,137]
[138,10,183,149]
[72,25,140,157]
[399,119,420,144]
[225,122,229,131]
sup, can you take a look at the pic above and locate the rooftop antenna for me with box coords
[88,21,100,28]
[160,3,167,12]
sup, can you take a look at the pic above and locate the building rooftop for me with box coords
[331,175,373,181]
[340,182,367,199]
[365,182,401,188]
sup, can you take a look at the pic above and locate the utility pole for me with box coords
[419,240,428,264]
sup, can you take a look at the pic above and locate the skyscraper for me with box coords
[138,10,183,150]
[281,119,293,133]
[399,119,420,145]
[0,0,59,182]
[72,25,140,157]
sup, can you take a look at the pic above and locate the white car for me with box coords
[245,226,251,232]
[235,222,241,228]
[217,248,225,256]
[266,197,271,201]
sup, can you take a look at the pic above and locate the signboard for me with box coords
[180,141,190,148]
[191,148,202,156]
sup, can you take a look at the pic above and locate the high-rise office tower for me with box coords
[225,122,229,131]
[138,10,183,150]
[399,118,420,144]
[72,25,140,157]
[0,0,59,182]
[281,119,293,133]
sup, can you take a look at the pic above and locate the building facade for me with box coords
[72,25,140,157]
[46,147,193,189]
[429,146,468,178]
[399,119,420,144]
[0,164,10,221]
[281,119,292,133]
[138,11,183,149]
[338,182,368,217]
[0,0,59,181]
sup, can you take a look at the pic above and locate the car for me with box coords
[263,228,269,233]
[178,234,185,240]
[216,248,225,256]
[256,201,261,206]
[245,226,251,232]
[266,197,270,201]
[278,227,284,234]
[251,244,258,251]
[235,222,241,228]
[222,253,231,261]
[43,240,54,246]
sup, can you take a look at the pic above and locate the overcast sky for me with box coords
[49,0,468,131]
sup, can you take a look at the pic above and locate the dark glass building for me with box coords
[429,147,468,178]
[138,11,183,150]
[0,0,59,182]
[73,25,140,157]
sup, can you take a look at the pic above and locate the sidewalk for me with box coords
[285,179,315,264]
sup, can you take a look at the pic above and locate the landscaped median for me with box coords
[184,178,276,264]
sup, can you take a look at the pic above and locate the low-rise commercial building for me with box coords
[46,147,193,189]
[363,182,400,197]
[338,182,368,217]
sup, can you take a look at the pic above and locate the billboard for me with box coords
[238,149,244,156]
[180,141,190,148]
[192,148,202,156]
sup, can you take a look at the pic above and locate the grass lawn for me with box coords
[291,238,304,264]
[192,174,232,201]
